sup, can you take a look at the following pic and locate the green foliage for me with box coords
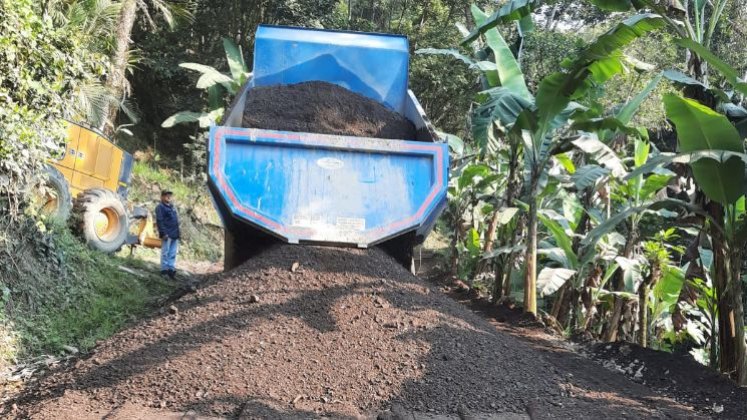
[538,211,579,269]
[675,38,747,95]
[535,14,666,128]
[472,88,533,153]
[663,94,744,205]
[616,73,663,125]
[471,5,530,99]
[0,0,108,215]
[4,0,747,379]
[521,30,585,92]
[591,0,643,12]
[462,0,538,43]
[0,219,175,364]
[130,161,192,200]
[18,229,173,355]
[162,38,250,130]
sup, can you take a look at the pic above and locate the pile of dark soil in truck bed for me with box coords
[242,81,417,140]
[14,245,702,419]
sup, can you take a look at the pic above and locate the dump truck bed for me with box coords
[208,25,449,269]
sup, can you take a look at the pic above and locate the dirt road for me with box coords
[11,245,709,419]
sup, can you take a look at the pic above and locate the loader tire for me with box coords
[72,188,128,253]
[37,165,72,222]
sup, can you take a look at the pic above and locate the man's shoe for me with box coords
[168,269,177,279]
[160,270,169,277]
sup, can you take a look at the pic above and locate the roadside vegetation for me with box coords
[0,220,176,368]
[433,0,747,384]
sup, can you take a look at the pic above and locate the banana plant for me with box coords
[543,134,675,329]
[444,161,502,276]
[664,94,746,384]
[527,67,664,325]
[621,91,747,382]
[589,0,739,86]
[433,6,666,314]
[502,13,666,315]
[418,5,532,296]
[162,38,251,128]
[462,0,540,44]
[605,12,747,346]
[433,5,688,320]
[419,5,532,155]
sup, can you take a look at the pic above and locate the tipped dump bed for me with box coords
[209,25,449,269]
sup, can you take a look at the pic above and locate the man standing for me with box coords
[156,190,180,279]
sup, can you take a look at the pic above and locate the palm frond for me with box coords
[69,81,118,128]
[140,0,194,30]
[119,98,141,124]
[62,0,120,53]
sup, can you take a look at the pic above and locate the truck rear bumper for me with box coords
[208,126,448,248]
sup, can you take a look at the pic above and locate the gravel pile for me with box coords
[242,81,417,140]
[15,245,700,419]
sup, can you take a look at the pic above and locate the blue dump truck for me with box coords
[208,25,449,271]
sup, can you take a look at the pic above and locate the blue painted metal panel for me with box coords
[253,25,410,112]
[209,127,448,247]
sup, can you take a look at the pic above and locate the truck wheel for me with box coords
[37,165,72,222]
[379,233,416,274]
[72,188,129,253]
[224,222,276,271]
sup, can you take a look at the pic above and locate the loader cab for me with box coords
[54,121,134,200]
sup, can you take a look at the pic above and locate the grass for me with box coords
[0,162,221,367]
[128,161,224,263]
[130,162,192,203]
[0,218,176,367]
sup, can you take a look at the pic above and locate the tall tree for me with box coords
[102,0,191,135]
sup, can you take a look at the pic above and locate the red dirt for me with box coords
[10,245,704,419]
[242,81,417,140]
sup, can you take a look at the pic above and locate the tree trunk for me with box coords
[483,210,502,256]
[637,262,660,348]
[484,147,520,254]
[604,227,637,342]
[576,265,602,333]
[524,196,538,315]
[450,224,460,276]
[491,147,522,300]
[102,0,139,136]
[725,252,746,385]
[504,217,524,298]
[545,3,559,30]
[709,203,747,384]
[502,255,514,298]
[396,0,407,32]
[637,282,649,347]
[496,215,523,300]
[551,283,567,319]
[672,231,706,332]
[560,191,592,330]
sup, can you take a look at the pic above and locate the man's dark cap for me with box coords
[161,190,173,196]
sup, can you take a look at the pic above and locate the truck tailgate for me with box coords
[209,126,448,247]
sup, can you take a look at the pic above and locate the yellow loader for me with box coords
[39,121,161,253]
